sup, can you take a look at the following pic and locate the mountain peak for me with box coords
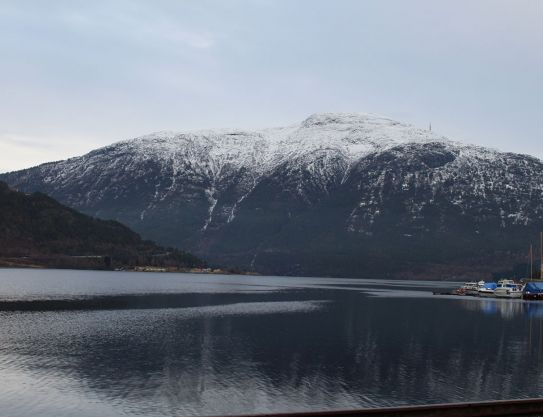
[56,112,463,182]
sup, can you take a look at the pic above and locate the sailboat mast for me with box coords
[540,231,543,279]
[530,244,533,280]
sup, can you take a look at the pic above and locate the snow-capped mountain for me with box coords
[3,113,543,279]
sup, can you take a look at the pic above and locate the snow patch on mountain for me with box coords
[20,113,506,199]
[96,113,463,181]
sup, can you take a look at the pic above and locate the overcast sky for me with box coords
[1,0,542,172]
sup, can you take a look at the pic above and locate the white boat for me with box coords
[494,279,523,298]
[458,280,485,296]
[478,282,497,297]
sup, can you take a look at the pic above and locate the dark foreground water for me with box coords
[1,269,543,416]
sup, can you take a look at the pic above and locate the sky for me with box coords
[1,0,542,172]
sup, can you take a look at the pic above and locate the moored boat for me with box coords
[456,281,484,296]
[494,279,523,299]
[523,281,543,300]
[478,282,497,297]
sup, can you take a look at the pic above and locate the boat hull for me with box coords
[494,289,523,299]
[523,293,543,300]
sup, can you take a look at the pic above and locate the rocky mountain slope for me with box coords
[0,181,204,269]
[2,113,542,278]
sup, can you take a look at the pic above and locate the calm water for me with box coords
[1,269,543,416]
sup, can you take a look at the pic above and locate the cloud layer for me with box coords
[1,0,542,172]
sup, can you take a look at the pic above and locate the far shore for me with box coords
[0,258,259,276]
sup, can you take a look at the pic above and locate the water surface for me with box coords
[1,269,542,416]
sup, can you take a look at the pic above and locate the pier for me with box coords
[216,398,543,417]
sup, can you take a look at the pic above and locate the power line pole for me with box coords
[540,231,543,279]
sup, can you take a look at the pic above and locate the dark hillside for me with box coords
[0,181,204,270]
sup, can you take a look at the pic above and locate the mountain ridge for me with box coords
[2,113,542,279]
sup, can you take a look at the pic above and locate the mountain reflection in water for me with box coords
[1,270,543,416]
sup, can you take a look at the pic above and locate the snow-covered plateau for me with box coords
[3,113,543,279]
